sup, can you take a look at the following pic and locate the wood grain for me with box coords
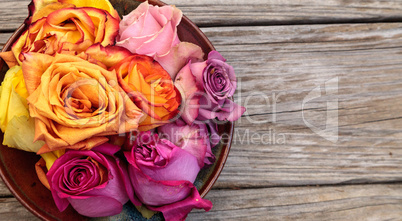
[189,184,402,220]
[0,198,37,221]
[2,0,402,30]
[170,0,402,26]
[0,181,11,197]
[0,33,13,48]
[199,22,402,188]
[0,184,401,220]
[0,0,29,31]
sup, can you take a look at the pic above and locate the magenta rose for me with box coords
[124,131,212,221]
[158,118,215,168]
[116,1,204,78]
[192,51,246,122]
[46,143,131,217]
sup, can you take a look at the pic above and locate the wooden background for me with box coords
[1,0,402,220]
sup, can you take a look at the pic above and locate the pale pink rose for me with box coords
[116,1,204,78]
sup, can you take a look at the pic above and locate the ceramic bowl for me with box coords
[0,0,233,220]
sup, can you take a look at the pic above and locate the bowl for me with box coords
[0,0,234,220]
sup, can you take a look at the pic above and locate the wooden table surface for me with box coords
[1,0,402,220]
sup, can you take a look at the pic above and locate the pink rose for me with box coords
[116,1,204,78]
[158,118,215,168]
[194,51,246,122]
[124,131,212,221]
[175,51,246,124]
[46,143,131,217]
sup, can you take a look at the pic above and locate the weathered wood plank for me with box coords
[198,22,402,188]
[0,0,29,31]
[189,184,402,220]
[1,184,401,220]
[0,198,38,221]
[171,0,402,26]
[2,0,402,31]
[0,181,11,197]
[0,33,13,48]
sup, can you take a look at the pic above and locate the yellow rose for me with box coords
[0,66,45,152]
[22,52,143,154]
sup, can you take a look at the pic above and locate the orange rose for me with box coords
[22,52,143,154]
[2,3,119,67]
[85,44,181,131]
[113,55,181,131]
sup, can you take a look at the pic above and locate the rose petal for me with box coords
[147,185,213,221]
[92,142,121,156]
[69,196,123,217]
[139,145,200,182]
[85,44,132,68]
[36,136,109,154]
[31,2,74,23]
[189,60,207,89]
[135,19,176,56]
[174,62,203,125]
[156,42,204,79]
[215,98,246,121]
[35,158,50,190]
[208,50,226,61]
[21,53,54,95]
[0,51,18,68]
[59,0,120,19]
[198,98,246,122]
[207,121,220,147]
[127,164,193,206]
[158,119,212,168]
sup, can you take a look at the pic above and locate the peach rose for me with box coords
[85,44,181,131]
[2,3,119,67]
[113,54,181,131]
[22,52,143,154]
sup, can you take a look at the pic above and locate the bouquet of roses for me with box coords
[0,0,245,220]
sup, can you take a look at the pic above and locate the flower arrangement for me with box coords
[0,0,245,220]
